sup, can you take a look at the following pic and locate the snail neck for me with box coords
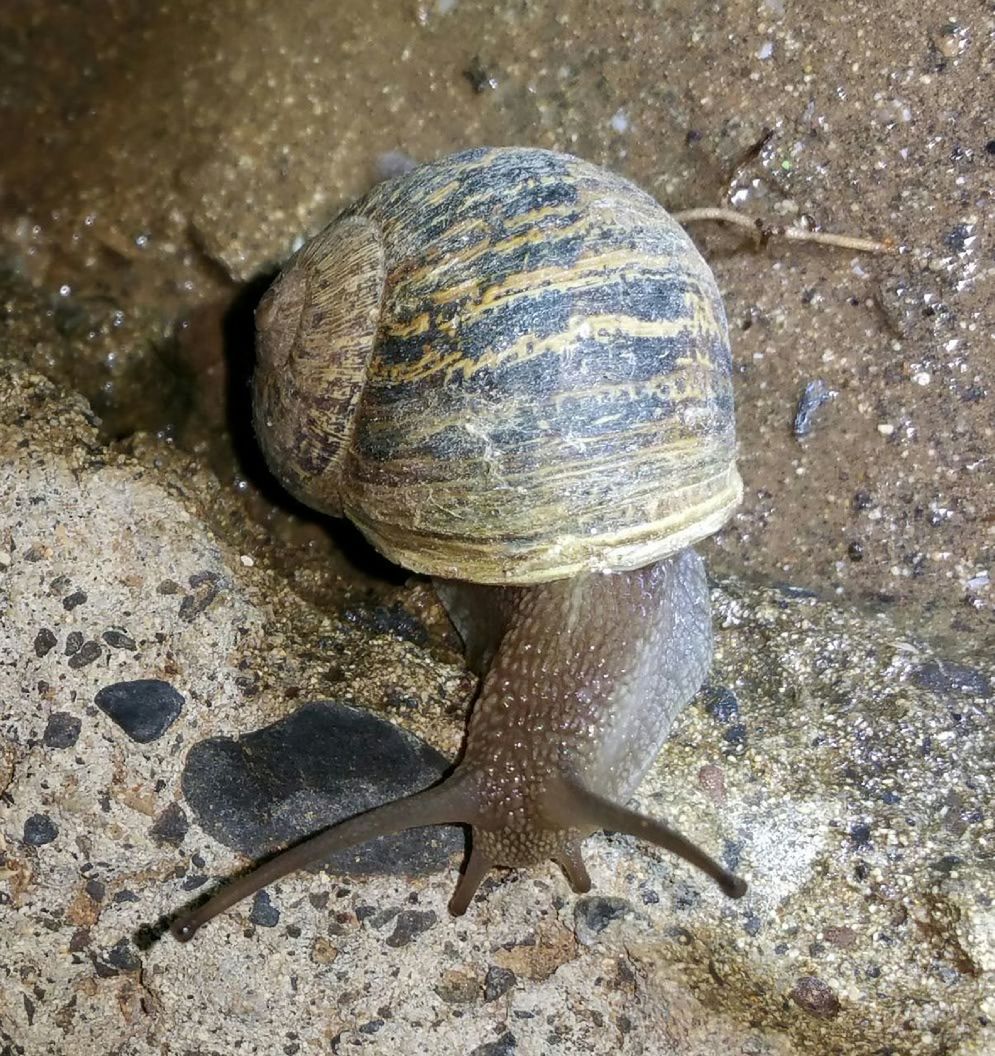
[434,550,713,806]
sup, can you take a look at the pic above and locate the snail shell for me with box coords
[254,146,741,583]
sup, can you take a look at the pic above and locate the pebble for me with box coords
[342,603,429,647]
[178,578,220,622]
[701,685,740,723]
[180,700,460,875]
[94,679,185,743]
[723,723,749,748]
[793,379,835,438]
[43,712,81,749]
[483,965,516,1001]
[386,909,438,947]
[102,629,136,650]
[849,822,872,848]
[150,802,189,846]
[67,640,101,669]
[743,913,763,936]
[33,628,57,658]
[48,574,71,596]
[697,764,726,803]
[790,976,842,1018]
[574,896,630,944]
[23,813,59,846]
[104,938,141,972]
[62,590,87,611]
[249,890,281,928]
[469,1034,517,1056]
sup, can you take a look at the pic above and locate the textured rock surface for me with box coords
[1,363,992,1055]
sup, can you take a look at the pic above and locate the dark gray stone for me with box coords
[249,890,280,928]
[62,590,87,611]
[94,679,184,742]
[723,723,748,747]
[150,803,189,846]
[33,628,57,658]
[386,909,438,947]
[43,711,81,748]
[102,629,136,650]
[67,640,101,669]
[178,579,220,621]
[104,938,141,972]
[574,896,630,941]
[793,378,835,437]
[701,685,739,723]
[483,966,516,1001]
[341,603,428,647]
[180,700,460,875]
[469,1033,516,1056]
[23,814,58,846]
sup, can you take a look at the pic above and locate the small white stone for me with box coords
[240,554,255,567]
[877,423,895,436]
[610,108,629,134]
[912,371,931,385]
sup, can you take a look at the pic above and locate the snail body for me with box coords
[173,147,745,941]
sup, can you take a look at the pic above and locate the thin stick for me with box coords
[673,206,895,255]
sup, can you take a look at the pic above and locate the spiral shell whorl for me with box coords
[253,215,386,517]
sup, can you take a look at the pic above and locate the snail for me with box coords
[172,146,747,942]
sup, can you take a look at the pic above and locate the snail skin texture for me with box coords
[172,147,747,942]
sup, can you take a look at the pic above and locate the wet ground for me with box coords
[2,0,992,652]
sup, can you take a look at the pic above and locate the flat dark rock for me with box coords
[180,700,461,875]
[94,679,184,742]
